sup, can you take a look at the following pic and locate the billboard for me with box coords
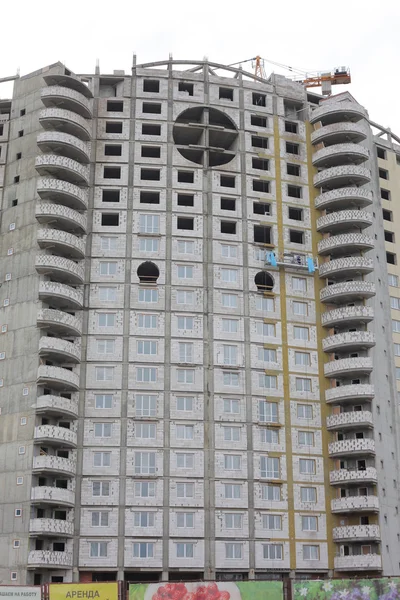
[293,578,400,600]
[129,582,283,600]
[0,588,41,600]
[49,584,118,600]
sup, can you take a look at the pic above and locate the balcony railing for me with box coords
[328,438,375,457]
[334,554,382,571]
[27,550,73,568]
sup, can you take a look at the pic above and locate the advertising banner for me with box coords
[129,581,283,600]
[49,584,118,600]
[0,588,41,600]
[293,578,400,600]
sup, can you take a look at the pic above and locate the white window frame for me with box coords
[93,451,111,467]
[260,456,280,479]
[136,367,157,383]
[99,261,117,276]
[90,541,108,557]
[91,511,109,527]
[222,293,238,308]
[138,289,159,303]
[135,395,157,417]
[177,369,195,384]
[299,458,316,474]
[139,237,159,252]
[95,366,114,381]
[97,313,115,327]
[177,290,194,305]
[99,286,117,302]
[134,451,156,475]
[92,481,110,497]
[177,265,194,279]
[224,483,241,499]
[138,314,158,329]
[94,423,112,438]
[139,214,160,234]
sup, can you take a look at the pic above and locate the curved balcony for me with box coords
[35,255,84,285]
[37,177,88,211]
[37,365,79,391]
[37,131,90,163]
[328,438,375,458]
[326,384,375,404]
[322,306,374,329]
[43,74,93,98]
[36,394,78,419]
[327,411,373,430]
[318,233,374,256]
[312,143,369,168]
[330,467,377,486]
[39,108,91,141]
[331,496,379,514]
[334,554,382,572]
[317,210,372,233]
[30,518,74,537]
[311,122,367,145]
[34,425,77,448]
[315,187,373,211]
[314,165,371,189]
[333,525,380,542]
[321,281,375,304]
[37,309,82,337]
[324,357,373,378]
[31,486,75,507]
[41,85,92,118]
[322,331,375,353]
[319,257,374,280]
[32,455,76,477]
[27,550,73,569]
[35,202,87,233]
[37,229,85,259]
[35,155,89,186]
[310,102,367,125]
[39,336,81,363]
[38,282,83,311]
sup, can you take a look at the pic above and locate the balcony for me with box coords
[37,229,85,259]
[314,165,371,189]
[37,309,82,337]
[39,336,81,363]
[318,233,374,256]
[41,85,92,118]
[315,187,373,211]
[37,131,90,163]
[322,331,375,353]
[37,177,88,211]
[39,108,91,141]
[311,122,367,145]
[29,518,74,537]
[35,154,89,185]
[312,143,369,168]
[43,74,93,98]
[36,395,78,419]
[329,438,375,458]
[317,210,372,233]
[331,496,380,513]
[322,306,374,329]
[327,411,373,430]
[31,486,75,507]
[320,281,375,304]
[27,550,73,569]
[37,365,79,391]
[34,425,77,447]
[334,554,382,571]
[310,101,367,125]
[38,282,83,311]
[326,384,375,404]
[319,257,374,280]
[36,202,87,232]
[333,525,380,542]
[35,254,84,285]
[330,467,378,485]
[32,455,76,476]
[324,357,373,378]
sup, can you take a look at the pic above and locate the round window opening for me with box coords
[173,106,238,167]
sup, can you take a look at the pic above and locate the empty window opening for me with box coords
[177,217,194,230]
[252,136,268,149]
[142,123,161,136]
[103,167,121,179]
[0,125,3,136]
[137,262,159,284]
[178,171,194,184]
[143,79,160,93]
[219,87,234,101]
[107,100,123,112]
[287,163,300,176]
[255,271,274,292]
[290,229,304,244]
[102,189,120,203]
[377,147,386,160]
[285,121,298,134]
[253,180,270,193]
[252,157,269,171]
[178,82,194,96]
[381,189,391,201]
[379,168,389,180]
[387,252,397,265]
[20,109,26,116]
[254,225,271,244]
[16,152,22,160]
[143,102,162,114]
[251,115,267,128]
[141,146,161,158]
[14,176,20,184]
[286,142,299,155]
[221,221,237,235]
[383,209,392,221]
[221,197,236,211]
[289,207,303,221]
[220,175,235,188]
[253,93,266,107]
[11,199,18,207]
[106,121,123,134]
[140,191,160,204]
[253,202,270,216]
[104,144,122,156]
[288,185,302,198]
[18,130,24,137]
[141,169,160,181]
[385,230,395,243]
[177,194,194,207]
[101,213,119,227]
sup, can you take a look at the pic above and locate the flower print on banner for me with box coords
[293,578,400,600]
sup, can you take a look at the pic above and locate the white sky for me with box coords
[2,0,400,132]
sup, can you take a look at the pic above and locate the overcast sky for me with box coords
[1,0,400,133]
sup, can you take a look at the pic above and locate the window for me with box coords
[285,120,298,134]
[263,544,283,560]
[15,509,22,517]
[387,252,396,265]
[263,514,282,530]
[297,404,313,419]
[256,322,276,336]
[252,136,269,150]
[293,301,308,316]
[142,123,161,136]
[177,265,193,279]
[393,320,400,333]
[18,446,25,455]
[179,342,193,363]
[259,374,278,390]
[11,573,17,582]
[259,401,278,423]
[103,168,121,181]
[177,193,194,207]
[176,453,194,468]
[290,229,304,244]
[107,100,123,112]
[139,238,159,252]
[143,102,162,114]
[381,188,391,200]
[136,367,157,383]
[222,293,238,308]
[136,395,157,417]
[134,481,155,497]
[138,314,158,329]
[223,426,240,442]
[104,144,122,156]
[177,369,195,384]
[302,516,317,531]
[178,170,194,184]
[224,483,241,499]
[299,458,316,474]
[298,431,314,446]
[140,193,160,209]
[253,180,270,193]
[94,423,112,438]
[219,87,234,100]
[296,377,312,392]
[139,214,159,234]
[95,367,114,381]
[394,343,400,356]
[177,216,194,230]
[252,157,269,171]
[93,452,111,467]
[90,541,108,558]
[295,351,310,366]
[97,339,115,355]
[95,394,113,410]
[141,168,160,181]
[256,296,274,312]
[303,545,319,560]
[91,511,109,527]
[260,428,279,444]
[388,274,398,287]
[223,372,239,387]
[261,484,281,501]
[177,482,194,498]
[178,82,194,95]
[136,423,156,439]
[221,221,236,235]
[20,417,27,425]
[98,312,116,326]
[220,175,236,188]
[176,543,194,558]
[106,121,123,134]
[220,197,236,211]
[286,142,299,155]
[143,79,160,92]
[289,207,303,221]
[383,209,393,221]
[288,185,302,199]
[178,240,195,254]
[391,297,400,310]
[301,487,317,502]
[222,319,239,333]
[223,398,240,414]
[224,454,241,470]
[133,542,154,558]
[261,456,280,479]
[377,147,386,159]
[99,287,117,302]
[92,481,110,496]
[224,513,242,529]
[177,316,194,330]
[396,368,400,380]
[253,92,266,107]
[225,543,242,559]
[176,424,194,439]
[221,269,238,284]
[251,114,267,127]
[176,512,194,528]
[134,511,155,527]
[379,168,389,180]
[221,244,238,259]
[138,289,158,303]
[253,202,271,216]
[177,396,193,411]
[287,163,300,176]
[223,345,237,365]
[135,451,156,474]
[137,340,157,355]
